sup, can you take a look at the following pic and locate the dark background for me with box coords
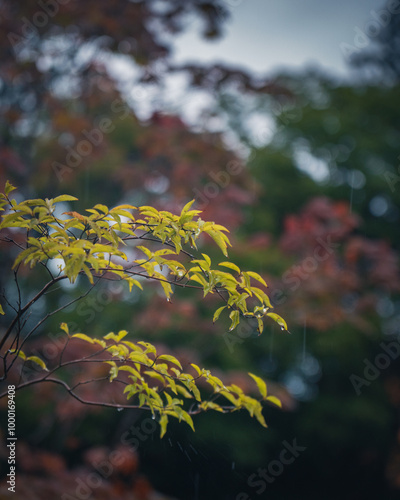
[0,1,400,499]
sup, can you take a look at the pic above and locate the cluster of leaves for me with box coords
[44,325,279,437]
[0,182,285,437]
[0,182,286,334]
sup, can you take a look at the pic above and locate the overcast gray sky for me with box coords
[173,0,387,78]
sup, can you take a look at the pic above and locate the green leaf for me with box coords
[144,371,166,385]
[160,414,169,438]
[26,356,48,371]
[93,203,109,213]
[189,274,207,287]
[71,333,95,344]
[93,339,106,348]
[207,230,228,257]
[205,375,225,391]
[201,253,211,267]
[244,271,268,288]
[128,351,150,364]
[267,312,288,331]
[5,180,16,196]
[157,354,183,370]
[112,204,137,211]
[52,195,79,203]
[107,344,130,359]
[0,304,4,315]
[127,278,143,291]
[119,365,142,379]
[218,261,241,274]
[116,330,128,341]
[137,341,157,354]
[220,391,240,407]
[60,322,69,334]
[254,405,268,428]
[109,364,119,382]
[139,206,159,216]
[104,332,119,341]
[175,385,193,399]
[18,350,26,360]
[182,410,195,432]
[189,383,201,402]
[190,363,202,376]
[167,377,177,394]
[181,199,195,213]
[159,279,172,300]
[137,245,153,259]
[200,401,224,412]
[175,408,195,432]
[248,373,267,399]
[229,310,240,331]
[266,395,282,408]
[213,306,226,323]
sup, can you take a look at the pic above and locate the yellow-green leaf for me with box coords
[144,371,166,385]
[93,203,109,213]
[160,414,168,438]
[116,330,129,341]
[244,271,268,288]
[137,341,157,354]
[71,333,95,344]
[218,262,240,274]
[128,351,150,364]
[5,180,16,196]
[248,373,267,399]
[267,312,288,331]
[200,401,224,412]
[213,306,226,324]
[181,199,195,213]
[109,364,119,382]
[257,317,264,335]
[207,230,228,257]
[18,350,26,360]
[190,363,202,376]
[157,354,183,370]
[176,385,193,399]
[26,356,48,371]
[254,405,268,428]
[112,204,137,210]
[177,409,195,432]
[266,395,282,408]
[60,322,69,334]
[53,195,79,203]
[229,310,240,331]
[119,365,142,379]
